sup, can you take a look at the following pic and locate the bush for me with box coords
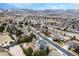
[45,47,50,55]
[32,51,40,56]
[74,47,79,55]
[23,46,50,56]
[71,36,76,40]
[24,47,33,56]
[2,23,7,26]
[32,47,49,56]
[19,33,36,43]
[20,36,33,43]
[6,26,12,33]
[25,22,28,25]
[0,25,5,33]
[16,29,23,37]
[32,50,46,56]
[30,33,36,38]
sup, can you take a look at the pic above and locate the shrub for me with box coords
[32,47,49,56]
[24,47,33,56]
[20,36,33,43]
[0,25,5,33]
[16,29,23,37]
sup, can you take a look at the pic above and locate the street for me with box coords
[30,27,75,56]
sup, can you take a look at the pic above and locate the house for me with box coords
[34,37,48,50]
[42,26,51,36]
[52,31,60,40]
[38,39,48,50]
[63,40,79,50]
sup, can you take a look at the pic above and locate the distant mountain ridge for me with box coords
[0,9,79,16]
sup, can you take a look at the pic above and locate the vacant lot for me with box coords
[0,33,14,46]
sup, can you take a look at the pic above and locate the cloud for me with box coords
[4,3,79,10]
[7,3,32,8]
[73,4,79,9]
[51,4,66,9]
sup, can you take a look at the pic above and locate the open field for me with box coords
[0,33,14,46]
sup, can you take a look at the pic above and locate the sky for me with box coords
[0,3,79,10]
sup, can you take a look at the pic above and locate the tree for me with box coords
[32,48,50,56]
[19,21,23,24]
[16,29,23,37]
[30,33,36,38]
[0,25,5,33]
[20,36,33,43]
[74,46,79,54]
[72,25,75,29]
[28,27,31,32]
[39,49,47,56]
[63,26,68,31]
[19,24,23,28]
[71,36,76,40]
[25,22,28,26]
[24,47,33,56]
[6,26,12,33]
[32,51,40,56]
[2,23,7,26]
[19,36,26,43]
[8,19,12,24]
[45,47,50,55]
[27,36,32,42]
[32,50,46,56]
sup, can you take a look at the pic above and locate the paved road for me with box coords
[30,27,75,56]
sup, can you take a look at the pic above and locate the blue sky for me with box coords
[0,3,79,10]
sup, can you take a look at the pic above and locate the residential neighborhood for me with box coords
[0,3,79,56]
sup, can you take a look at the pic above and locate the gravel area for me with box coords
[9,45,25,56]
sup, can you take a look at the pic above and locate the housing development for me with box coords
[0,9,79,56]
